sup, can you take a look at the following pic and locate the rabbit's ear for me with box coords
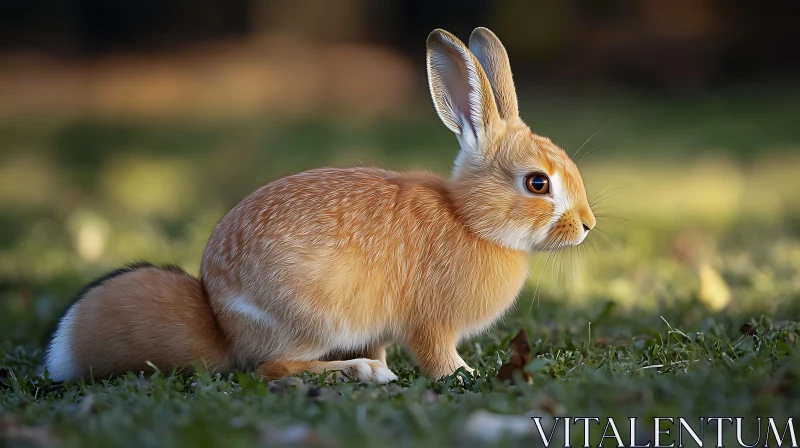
[469,27,518,120]
[427,28,501,158]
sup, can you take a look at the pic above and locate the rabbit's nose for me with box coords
[579,208,596,231]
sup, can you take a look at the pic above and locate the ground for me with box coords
[1,86,799,447]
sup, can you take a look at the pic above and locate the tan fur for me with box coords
[68,267,230,378]
[45,27,595,383]
[202,169,532,377]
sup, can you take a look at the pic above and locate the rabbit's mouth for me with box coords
[539,210,592,250]
[483,218,589,252]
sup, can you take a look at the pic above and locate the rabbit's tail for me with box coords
[41,263,230,381]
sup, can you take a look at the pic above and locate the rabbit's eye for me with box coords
[525,174,550,195]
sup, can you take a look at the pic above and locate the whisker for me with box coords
[565,244,577,288]
[587,237,602,264]
[572,121,609,160]
[590,188,624,202]
[583,241,592,267]
[530,248,557,316]
[596,214,637,224]
[571,246,578,287]
[592,227,620,249]
[592,180,616,198]
[528,246,550,282]
[550,248,560,285]
[590,181,634,198]
[555,250,565,295]
[592,207,630,218]
[589,187,627,207]
[575,141,612,164]
[590,198,622,210]
[589,196,625,210]
[529,238,559,314]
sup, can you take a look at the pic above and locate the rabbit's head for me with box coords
[427,27,595,252]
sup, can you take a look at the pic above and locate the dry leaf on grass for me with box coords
[739,323,757,336]
[496,329,533,383]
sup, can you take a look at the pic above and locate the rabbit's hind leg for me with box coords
[322,344,388,365]
[256,358,397,383]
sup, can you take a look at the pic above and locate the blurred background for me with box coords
[1,0,799,343]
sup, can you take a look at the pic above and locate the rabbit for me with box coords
[42,27,595,383]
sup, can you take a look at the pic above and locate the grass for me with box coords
[2,299,798,447]
[1,86,800,447]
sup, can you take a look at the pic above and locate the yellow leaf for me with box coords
[698,263,731,311]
